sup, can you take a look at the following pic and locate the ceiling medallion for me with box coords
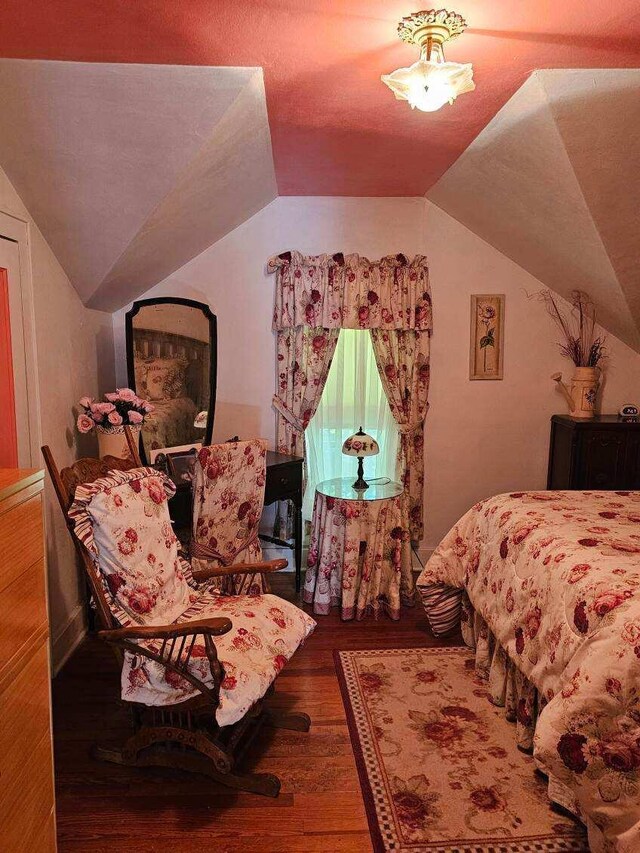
[381,9,475,113]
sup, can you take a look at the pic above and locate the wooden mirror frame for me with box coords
[125,296,217,463]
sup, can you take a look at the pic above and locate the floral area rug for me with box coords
[335,647,588,852]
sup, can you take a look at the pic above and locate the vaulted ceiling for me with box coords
[0,60,276,310]
[0,2,638,320]
[2,0,638,197]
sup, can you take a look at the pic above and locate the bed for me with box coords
[417,490,640,852]
[132,327,209,457]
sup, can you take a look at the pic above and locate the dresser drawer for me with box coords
[0,492,44,592]
[0,557,48,678]
[0,731,56,853]
[0,640,53,785]
[265,462,302,504]
[579,432,627,489]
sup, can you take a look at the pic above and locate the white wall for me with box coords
[423,200,640,553]
[0,166,115,672]
[113,196,640,558]
[113,196,428,444]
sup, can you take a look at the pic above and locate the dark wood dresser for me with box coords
[547,415,640,490]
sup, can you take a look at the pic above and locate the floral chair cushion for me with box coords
[191,439,268,583]
[121,591,316,727]
[70,467,197,626]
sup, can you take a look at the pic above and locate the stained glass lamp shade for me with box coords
[342,427,380,490]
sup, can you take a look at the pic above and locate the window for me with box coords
[304,329,398,520]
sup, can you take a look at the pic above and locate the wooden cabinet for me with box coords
[0,469,57,852]
[547,415,640,490]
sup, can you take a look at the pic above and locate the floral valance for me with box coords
[267,251,432,331]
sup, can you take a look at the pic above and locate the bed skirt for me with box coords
[421,584,584,826]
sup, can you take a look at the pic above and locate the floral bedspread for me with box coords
[142,396,197,455]
[416,490,640,852]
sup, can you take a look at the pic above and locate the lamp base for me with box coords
[352,457,369,491]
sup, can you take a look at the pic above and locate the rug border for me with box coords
[333,648,386,853]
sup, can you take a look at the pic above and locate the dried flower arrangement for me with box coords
[538,289,606,367]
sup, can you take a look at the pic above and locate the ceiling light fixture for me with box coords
[381,9,475,112]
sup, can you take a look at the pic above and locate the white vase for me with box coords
[95,424,141,461]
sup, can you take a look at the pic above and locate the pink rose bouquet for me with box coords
[76,388,154,433]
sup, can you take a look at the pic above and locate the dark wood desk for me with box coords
[261,450,304,592]
[165,449,304,592]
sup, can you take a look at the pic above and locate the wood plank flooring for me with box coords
[52,574,460,852]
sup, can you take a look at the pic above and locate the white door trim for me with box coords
[0,209,41,467]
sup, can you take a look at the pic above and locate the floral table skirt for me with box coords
[303,490,415,620]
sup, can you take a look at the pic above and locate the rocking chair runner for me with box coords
[42,438,315,797]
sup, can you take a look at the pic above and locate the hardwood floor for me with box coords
[52,574,460,852]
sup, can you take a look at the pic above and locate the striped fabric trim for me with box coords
[419,582,463,637]
[179,556,199,590]
[68,467,178,627]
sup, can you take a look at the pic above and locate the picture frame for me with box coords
[469,294,504,380]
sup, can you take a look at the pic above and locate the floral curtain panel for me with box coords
[273,326,340,458]
[370,329,431,541]
[272,326,339,538]
[268,250,432,542]
[268,251,432,331]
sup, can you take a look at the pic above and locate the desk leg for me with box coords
[294,503,302,593]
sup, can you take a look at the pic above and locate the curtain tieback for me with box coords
[272,395,305,432]
[191,528,259,567]
[397,420,424,436]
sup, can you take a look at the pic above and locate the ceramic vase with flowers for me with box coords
[76,388,154,459]
[540,289,606,419]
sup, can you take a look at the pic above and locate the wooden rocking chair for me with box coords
[42,437,314,797]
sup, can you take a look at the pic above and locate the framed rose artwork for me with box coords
[469,294,504,380]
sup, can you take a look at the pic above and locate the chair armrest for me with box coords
[98,616,233,643]
[192,558,288,583]
[97,617,230,709]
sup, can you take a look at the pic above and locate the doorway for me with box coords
[0,259,18,466]
[0,213,41,468]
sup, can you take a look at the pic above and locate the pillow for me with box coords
[70,468,196,625]
[134,362,150,397]
[142,357,187,401]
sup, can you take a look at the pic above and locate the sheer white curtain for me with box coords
[304,329,399,521]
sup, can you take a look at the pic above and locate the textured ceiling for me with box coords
[0,0,638,197]
[0,60,276,310]
[428,69,640,353]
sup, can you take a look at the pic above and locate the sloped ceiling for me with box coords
[428,69,640,353]
[0,60,277,311]
[1,0,639,198]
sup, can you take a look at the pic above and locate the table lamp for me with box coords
[194,411,208,429]
[342,427,380,490]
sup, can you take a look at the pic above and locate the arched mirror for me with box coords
[125,297,217,462]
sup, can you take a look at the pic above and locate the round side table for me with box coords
[303,477,415,620]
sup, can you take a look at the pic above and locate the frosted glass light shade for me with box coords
[342,429,380,458]
[382,58,475,112]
